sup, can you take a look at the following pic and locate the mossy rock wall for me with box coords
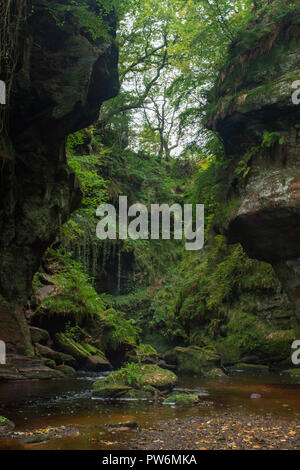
[0,0,119,355]
[206,2,300,323]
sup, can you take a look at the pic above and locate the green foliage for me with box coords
[223,310,268,358]
[34,249,106,322]
[234,130,286,181]
[262,130,281,148]
[134,343,158,363]
[99,362,144,388]
[0,416,10,425]
[148,234,279,345]
[101,308,140,350]
[32,0,296,369]
[206,0,300,123]
[188,152,233,227]
[67,153,108,211]
[120,362,144,387]
[163,394,198,407]
[67,131,86,152]
[46,0,117,40]
[235,145,259,179]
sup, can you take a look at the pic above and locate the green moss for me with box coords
[126,343,158,363]
[260,330,296,359]
[43,359,56,369]
[230,363,269,373]
[93,363,177,394]
[56,365,76,376]
[204,368,226,378]
[218,312,296,363]
[92,384,133,399]
[163,394,199,407]
[33,250,106,323]
[150,234,280,348]
[173,346,220,376]
[0,416,11,425]
[23,434,49,444]
[101,308,140,351]
[121,388,154,400]
[55,333,90,360]
[0,416,15,436]
[141,364,177,390]
[207,2,300,123]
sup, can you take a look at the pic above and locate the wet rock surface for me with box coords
[0,354,65,381]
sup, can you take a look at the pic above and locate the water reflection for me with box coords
[0,371,299,450]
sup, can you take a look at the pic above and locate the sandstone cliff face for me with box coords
[0,0,119,354]
[207,6,300,322]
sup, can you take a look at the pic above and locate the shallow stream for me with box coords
[0,371,299,450]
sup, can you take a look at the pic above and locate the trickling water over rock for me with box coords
[207,4,300,322]
[0,1,119,356]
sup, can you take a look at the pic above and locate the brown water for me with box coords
[0,371,299,450]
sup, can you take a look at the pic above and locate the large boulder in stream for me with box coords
[92,364,178,399]
[163,394,200,408]
[163,346,221,376]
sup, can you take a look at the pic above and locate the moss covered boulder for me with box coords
[164,346,221,375]
[125,343,159,364]
[56,365,76,377]
[0,416,15,436]
[30,326,50,345]
[258,330,297,361]
[93,384,133,399]
[55,333,91,361]
[35,343,76,367]
[163,394,199,407]
[55,333,112,371]
[140,364,177,390]
[92,363,177,399]
[204,368,227,378]
[120,387,157,400]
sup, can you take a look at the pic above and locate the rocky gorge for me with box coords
[0,0,299,452]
